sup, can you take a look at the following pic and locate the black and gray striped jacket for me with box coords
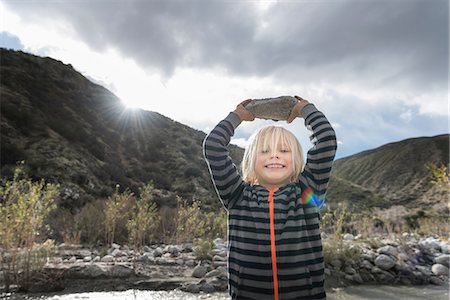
[203,104,337,300]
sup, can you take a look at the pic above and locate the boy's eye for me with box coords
[261,149,270,154]
[280,149,290,153]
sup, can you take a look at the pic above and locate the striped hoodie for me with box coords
[203,104,337,300]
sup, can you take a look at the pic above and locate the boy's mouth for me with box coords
[265,163,286,169]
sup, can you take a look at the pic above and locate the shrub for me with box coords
[0,164,58,292]
[104,186,134,246]
[127,183,159,250]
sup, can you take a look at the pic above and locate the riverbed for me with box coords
[3,285,448,300]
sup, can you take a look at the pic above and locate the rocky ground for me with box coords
[1,234,449,295]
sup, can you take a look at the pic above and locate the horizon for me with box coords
[0,0,448,159]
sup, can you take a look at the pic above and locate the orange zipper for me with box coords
[268,188,279,300]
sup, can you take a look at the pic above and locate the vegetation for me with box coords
[0,164,58,292]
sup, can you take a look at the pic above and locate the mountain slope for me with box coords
[327,134,449,211]
[0,48,243,210]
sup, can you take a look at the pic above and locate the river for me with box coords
[2,285,448,300]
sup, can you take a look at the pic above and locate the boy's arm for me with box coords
[203,101,254,209]
[295,99,337,199]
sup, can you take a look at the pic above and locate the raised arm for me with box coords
[289,96,337,199]
[203,100,254,209]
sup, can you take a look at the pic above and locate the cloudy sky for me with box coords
[1,0,448,159]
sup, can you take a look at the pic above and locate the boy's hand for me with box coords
[287,95,310,123]
[234,99,255,122]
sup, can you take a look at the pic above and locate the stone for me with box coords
[343,233,355,241]
[205,269,223,278]
[185,259,195,267]
[79,249,91,257]
[245,96,298,121]
[213,255,226,262]
[143,246,152,253]
[430,276,445,285]
[435,254,450,267]
[361,260,373,270]
[92,256,101,262]
[111,243,121,250]
[431,264,449,276]
[110,264,134,278]
[352,274,364,284]
[83,256,92,262]
[184,283,200,293]
[68,256,77,263]
[192,265,208,278]
[416,265,433,277]
[374,254,396,270]
[51,257,63,264]
[199,282,216,293]
[377,245,398,258]
[330,259,342,270]
[112,249,125,257]
[101,255,114,262]
[344,266,356,275]
[153,247,163,257]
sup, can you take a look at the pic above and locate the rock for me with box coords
[344,274,353,281]
[110,264,134,278]
[183,283,200,293]
[185,259,195,267]
[324,268,331,276]
[330,259,342,270]
[352,273,364,284]
[153,247,163,257]
[430,276,445,285]
[83,256,92,262]
[416,265,433,276]
[361,260,373,270]
[112,248,126,257]
[192,265,208,278]
[321,232,328,240]
[374,254,396,270]
[111,243,121,250]
[431,264,449,276]
[245,96,298,121]
[343,233,355,241]
[79,249,91,257]
[143,246,152,253]
[377,245,398,258]
[66,264,108,278]
[199,282,216,293]
[344,266,356,275]
[68,256,77,263]
[101,255,114,262]
[435,254,450,267]
[51,257,63,264]
[213,255,226,262]
[92,256,101,262]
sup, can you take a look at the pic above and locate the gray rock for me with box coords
[143,246,152,253]
[184,283,200,293]
[199,282,216,293]
[68,256,77,263]
[343,233,355,241]
[377,245,398,258]
[245,96,298,121]
[110,264,134,278]
[352,273,364,284]
[51,257,63,264]
[153,247,163,257]
[330,259,342,270]
[192,265,208,278]
[111,243,121,250]
[205,269,223,278]
[83,256,92,262]
[101,255,114,262]
[361,260,373,270]
[374,254,396,270]
[92,256,101,262]
[344,266,356,275]
[416,265,433,276]
[430,276,445,285]
[431,264,449,276]
[79,249,91,257]
[213,255,226,262]
[435,254,450,267]
[112,249,125,257]
[185,259,195,267]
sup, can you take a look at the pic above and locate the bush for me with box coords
[0,164,58,292]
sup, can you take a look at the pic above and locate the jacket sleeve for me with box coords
[203,112,246,209]
[299,104,338,200]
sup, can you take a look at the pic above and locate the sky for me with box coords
[0,0,448,159]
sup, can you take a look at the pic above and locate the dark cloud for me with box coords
[3,0,448,90]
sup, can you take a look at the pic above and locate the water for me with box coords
[2,285,448,300]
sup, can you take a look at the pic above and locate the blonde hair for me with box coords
[242,126,305,185]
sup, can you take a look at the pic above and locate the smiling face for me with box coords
[254,142,294,190]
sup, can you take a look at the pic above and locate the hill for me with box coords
[0,48,243,211]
